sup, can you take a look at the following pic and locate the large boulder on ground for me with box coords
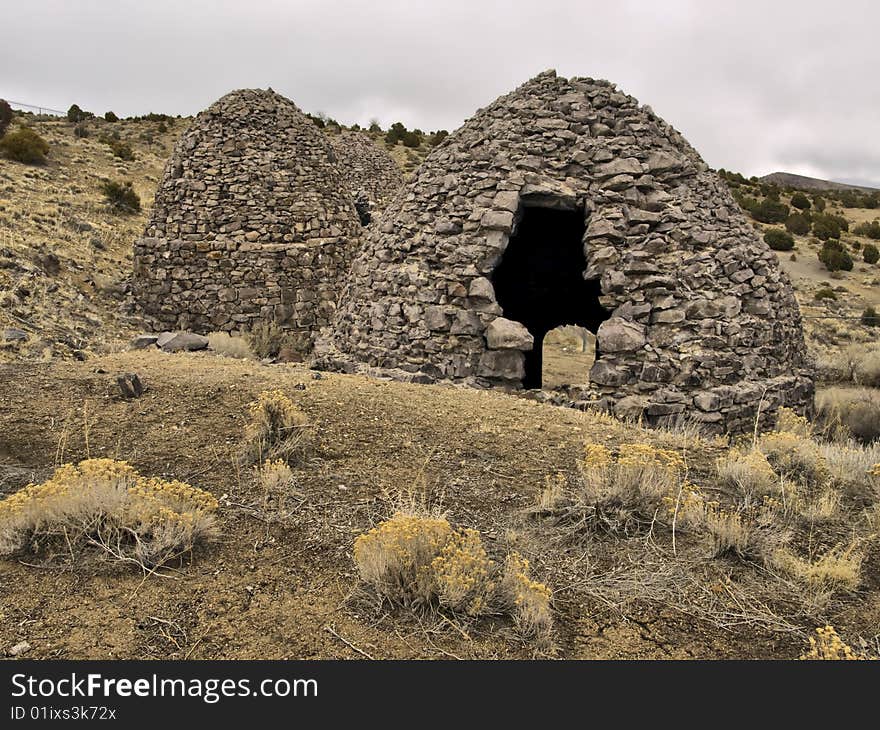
[157,332,209,352]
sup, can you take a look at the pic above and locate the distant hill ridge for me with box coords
[759,171,879,193]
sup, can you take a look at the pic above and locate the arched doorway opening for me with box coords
[491,205,610,389]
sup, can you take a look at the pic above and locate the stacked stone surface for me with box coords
[329,129,404,214]
[132,88,362,341]
[314,70,813,432]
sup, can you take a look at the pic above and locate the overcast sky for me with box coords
[3,0,878,187]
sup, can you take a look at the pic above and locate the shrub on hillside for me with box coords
[814,287,837,301]
[0,99,12,137]
[816,387,880,443]
[354,511,553,645]
[764,228,795,251]
[813,195,826,212]
[752,199,790,224]
[402,130,422,148]
[813,215,841,241]
[101,180,141,214]
[862,306,880,327]
[785,214,811,235]
[0,458,218,566]
[73,123,89,138]
[428,129,449,146]
[67,104,90,123]
[864,243,879,264]
[854,221,880,240]
[107,140,134,161]
[104,111,119,122]
[240,389,310,465]
[0,127,49,164]
[818,240,853,272]
[790,192,811,210]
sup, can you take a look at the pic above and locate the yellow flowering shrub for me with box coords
[800,626,863,660]
[499,552,553,646]
[771,543,862,593]
[255,458,297,511]
[354,513,552,645]
[568,442,687,534]
[0,459,218,567]
[354,512,453,607]
[758,430,829,488]
[241,389,309,464]
[716,448,781,497]
[776,407,812,438]
[431,528,495,615]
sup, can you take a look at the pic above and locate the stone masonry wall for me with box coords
[315,71,814,432]
[329,129,404,213]
[133,89,362,339]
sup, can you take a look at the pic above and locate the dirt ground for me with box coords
[2,350,876,659]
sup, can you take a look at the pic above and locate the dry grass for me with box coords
[771,543,862,596]
[240,389,310,465]
[716,448,782,498]
[207,332,255,359]
[816,387,880,444]
[0,458,218,568]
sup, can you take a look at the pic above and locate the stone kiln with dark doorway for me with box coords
[491,205,610,389]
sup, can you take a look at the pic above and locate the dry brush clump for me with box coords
[353,511,553,647]
[240,389,310,465]
[0,458,218,568]
[534,442,695,537]
[816,387,880,444]
[800,626,866,660]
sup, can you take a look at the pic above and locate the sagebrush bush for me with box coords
[862,307,880,327]
[764,228,794,251]
[772,543,862,594]
[757,430,829,488]
[785,214,811,235]
[800,626,863,660]
[0,127,49,164]
[247,320,284,359]
[818,240,853,272]
[109,140,134,160]
[536,443,690,536]
[241,389,309,464]
[354,512,553,645]
[716,448,781,497]
[255,458,298,512]
[0,459,218,566]
[864,243,879,264]
[101,180,141,214]
[814,287,837,301]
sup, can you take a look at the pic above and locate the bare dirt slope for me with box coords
[2,351,878,659]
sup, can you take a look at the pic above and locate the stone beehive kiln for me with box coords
[329,129,404,219]
[316,71,813,432]
[132,88,362,340]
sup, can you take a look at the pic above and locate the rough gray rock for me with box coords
[130,334,159,349]
[158,332,209,352]
[486,318,534,350]
[329,130,403,215]
[596,318,647,353]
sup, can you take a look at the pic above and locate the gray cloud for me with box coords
[2,0,878,186]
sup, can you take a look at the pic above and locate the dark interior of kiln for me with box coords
[492,206,610,388]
